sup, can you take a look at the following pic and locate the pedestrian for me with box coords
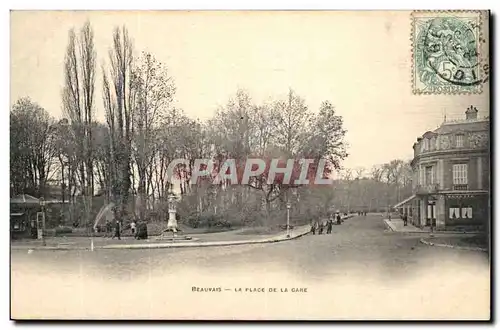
[105,220,112,238]
[336,213,342,225]
[326,218,333,234]
[310,221,316,235]
[318,221,324,235]
[131,220,137,236]
[112,219,121,240]
[403,214,408,226]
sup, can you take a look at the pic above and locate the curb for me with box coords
[383,220,483,235]
[383,220,395,232]
[100,229,311,250]
[11,228,311,251]
[419,238,487,252]
[11,246,90,251]
[383,219,426,234]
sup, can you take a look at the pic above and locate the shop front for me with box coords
[444,192,489,229]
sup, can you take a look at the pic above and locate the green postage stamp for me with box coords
[412,11,487,94]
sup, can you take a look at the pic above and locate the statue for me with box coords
[165,195,178,238]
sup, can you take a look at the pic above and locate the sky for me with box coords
[10,11,490,171]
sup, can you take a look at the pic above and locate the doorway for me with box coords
[427,200,436,226]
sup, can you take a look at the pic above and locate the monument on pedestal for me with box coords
[157,194,180,241]
[166,195,178,238]
[156,194,194,242]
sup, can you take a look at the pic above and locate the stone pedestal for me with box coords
[167,209,178,234]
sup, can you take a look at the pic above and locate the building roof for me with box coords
[394,194,416,208]
[433,118,489,135]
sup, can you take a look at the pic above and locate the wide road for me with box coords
[11,214,490,320]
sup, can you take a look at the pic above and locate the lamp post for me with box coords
[286,202,291,238]
[39,197,46,246]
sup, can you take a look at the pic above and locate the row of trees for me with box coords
[10,21,351,228]
[331,160,413,213]
[10,21,414,229]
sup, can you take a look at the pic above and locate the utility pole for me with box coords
[286,202,291,238]
[39,197,46,246]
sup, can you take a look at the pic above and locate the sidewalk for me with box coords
[383,218,428,233]
[419,235,488,252]
[11,225,311,251]
[384,218,484,235]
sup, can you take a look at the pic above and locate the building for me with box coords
[395,106,490,231]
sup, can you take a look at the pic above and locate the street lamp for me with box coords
[39,197,46,246]
[286,202,291,238]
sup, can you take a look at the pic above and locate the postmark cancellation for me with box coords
[411,11,487,95]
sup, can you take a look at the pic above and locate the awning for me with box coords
[394,195,416,208]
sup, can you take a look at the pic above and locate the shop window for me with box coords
[449,206,473,219]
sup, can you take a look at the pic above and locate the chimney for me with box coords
[465,105,478,120]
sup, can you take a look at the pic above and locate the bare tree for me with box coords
[10,98,57,197]
[273,88,311,156]
[132,52,175,221]
[341,168,354,212]
[370,165,382,180]
[102,26,135,220]
[62,21,96,227]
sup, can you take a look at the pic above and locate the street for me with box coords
[11,214,490,320]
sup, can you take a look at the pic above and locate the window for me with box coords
[425,166,434,185]
[456,134,464,148]
[424,138,429,151]
[430,137,436,150]
[452,164,468,185]
[449,207,473,219]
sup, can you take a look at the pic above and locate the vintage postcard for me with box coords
[10,10,490,320]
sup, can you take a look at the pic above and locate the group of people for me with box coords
[311,213,344,235]
[103,219,148,240]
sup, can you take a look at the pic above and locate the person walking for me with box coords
[105,220,112,238]
[311,221,317,235]
[131,220,137,236]
[336,213,342,225]
[112,219,121,240]
[318,221,324,235]
[326,217,333,234]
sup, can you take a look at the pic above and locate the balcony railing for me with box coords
[452,184,469,191]
[415,183,440,195]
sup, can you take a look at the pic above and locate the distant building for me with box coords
[395,106,489,230]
